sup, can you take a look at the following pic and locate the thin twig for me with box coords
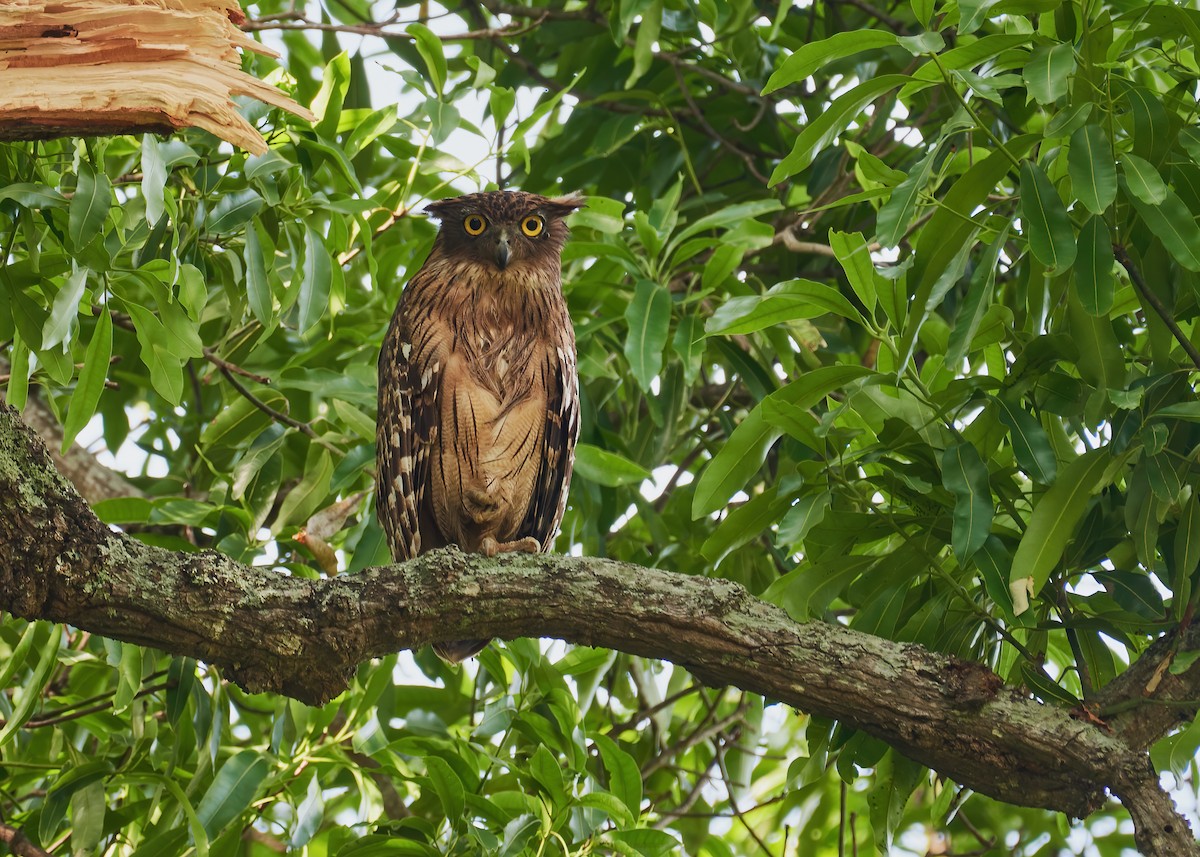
[218,367,343,456]
[1115,245,1200,371]
[203,347,271,385]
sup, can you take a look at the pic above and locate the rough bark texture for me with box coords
[0,403,1196,857]
[0,0,314,154]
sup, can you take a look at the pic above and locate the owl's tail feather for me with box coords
[433,639,490,663]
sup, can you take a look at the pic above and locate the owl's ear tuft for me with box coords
[542,192,586,219]
[423,198,458,219]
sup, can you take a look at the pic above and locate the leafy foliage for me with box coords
[2,0,1200,854]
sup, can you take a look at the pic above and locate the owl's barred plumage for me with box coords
[377,190,583,662]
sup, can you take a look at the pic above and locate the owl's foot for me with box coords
[480,535,541,557]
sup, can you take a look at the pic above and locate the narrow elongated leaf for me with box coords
[244,221,272,326]
[195,750,270,839]
[141,133,168,224]
[830,230,879,314]
[672,314,705,384]
[624,279,671,391]
[876,147,938,248]
[1174,492,1200,602]
[1125,185,1200,272]
[763,30,898,93]
[62,309,113,450]
[1020,161,1076,272]
[693,366,875,516]
[1010,449,1111,609]
[770,75,914,185]
[312,51,350,137]
[298,225,333,333]
[941,442,993,562]
[42,267,89,351]
[423,756,465,822]
[593,734,642,818]
[993,397,1057,483]
[207,189,263,235]
[1074,215,1114,315]
[68,162,111,249]
[1120,153,1168,204]
[407,24,446,96]
[1068,125,1116,214]
[0,625,62,748]
[946,222,1010,363]
[1023,43,1074,105]
[573,443,651,487]
[701,489,789,564]
[706,279,865,335]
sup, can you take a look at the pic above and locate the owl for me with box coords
[376,190,584,663]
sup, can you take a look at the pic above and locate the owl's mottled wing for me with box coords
[376,289,442,562]
[519,338,580,551]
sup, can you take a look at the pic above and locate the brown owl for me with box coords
[376,190,584,663]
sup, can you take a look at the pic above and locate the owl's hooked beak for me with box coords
[494,231,511,270]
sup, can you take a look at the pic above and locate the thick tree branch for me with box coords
[0,402,1195,857]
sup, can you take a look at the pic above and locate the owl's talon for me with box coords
[481,535,541,557]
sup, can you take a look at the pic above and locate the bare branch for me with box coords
[0,402,1196,857]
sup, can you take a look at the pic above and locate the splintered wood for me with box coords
[0,0,314,153]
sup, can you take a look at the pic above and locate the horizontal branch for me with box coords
[0,403,1194,856]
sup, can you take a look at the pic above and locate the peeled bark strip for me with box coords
[0,402,1195,857]
[0,0,314,153]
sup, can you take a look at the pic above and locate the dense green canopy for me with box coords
[2,0,1200,854]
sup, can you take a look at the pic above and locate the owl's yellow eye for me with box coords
[520,215,545,237]
[463,214,488,236]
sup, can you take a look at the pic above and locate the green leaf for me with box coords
[68,161,111,249]
[1009,449,1111,610]
[195,749,270,839]
[42,267,89,352]
[776,491,832,546]
[0,625,62,748]
[274,448,334,531]
[407,24,447,96]
[1121,153,1168,204]
[624,279,671,392]
[941,442,993,562]
[959,0,1003,32]
[770,75,914,185]
[593,735,642,819]
[289,773,325,849]
[829,231,879,315]
[993,397,1057,484]
[876,147,937,249]
[574,443,652,487]
[692,365,875,517]
[424,756,466,823]
[312,51,351,137]
[62,309,113,451]
[299,225,333,334]
[946,222,1010,364]
[867,750,923,855]
[1068,125,1116,214]
[671,314,705,385]
[141,133,168,224]
[1020,161,1076,273]
[626,0,663,87]
[207,189,263,235]
[0,183,68,209]
[706,279,865,336]
[1023,42,1074,105]
[1074,215,1115,316]
[1125,185,1200,272]
[1174,492,1200,600]
[701,489,789,565]
[763,30,898,94]
[244,220,273,326]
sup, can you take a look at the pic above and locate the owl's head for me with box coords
[424,190,584,273]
